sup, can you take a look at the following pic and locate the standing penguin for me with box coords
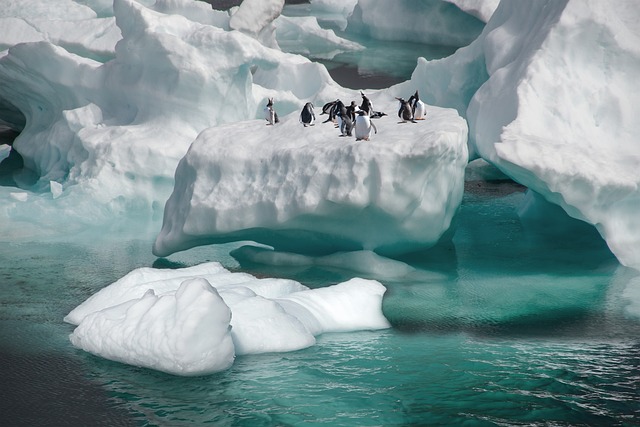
[410,90,426,120]
[359,91,373,114]
[299,102,315,127]
[264,98,279,125]
[354,110,377,141]
[396,97,416,123]
[337,101,354,136]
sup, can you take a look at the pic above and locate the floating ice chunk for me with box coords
[67,262,390,375]
[69,278,235,376]
[154,98,468,258]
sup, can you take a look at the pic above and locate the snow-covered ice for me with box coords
[66,262,390,375]
[153,97,468,258]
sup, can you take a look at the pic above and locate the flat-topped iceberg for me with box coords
[153,96,468,258]
[66,262,390,376]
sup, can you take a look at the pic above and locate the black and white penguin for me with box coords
[410,90,426,120]
[299,102,315,127]
[396,97,416,123]
[337,101,354,136]
[264,98,279,125]
[321,100,336,123]
[354,110,377,141]
[359,91,373,114]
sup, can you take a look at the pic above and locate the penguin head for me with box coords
[267,98,273,107]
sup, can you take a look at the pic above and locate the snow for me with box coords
[66,262,390,375]
[153,97,468,258]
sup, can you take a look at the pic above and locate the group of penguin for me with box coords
[264,91,426,141]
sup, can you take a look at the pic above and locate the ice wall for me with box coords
[395,0,640,270]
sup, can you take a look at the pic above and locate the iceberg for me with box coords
[66,262,390,375]
[153,97,468,258]
[396,0,640,270]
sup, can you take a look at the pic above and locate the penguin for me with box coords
[410,90,426,120]
[321,100,337,123]
[359,91,373,114]
[321,100,342,126]
[333,99,346,131]
[354,110,377,141]
[264,98,279,125]
[396,97,416,123]
[359,91,386,118]
[299,102,315,127]
[336,100,355,136]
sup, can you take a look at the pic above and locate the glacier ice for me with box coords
[66,262,390,375]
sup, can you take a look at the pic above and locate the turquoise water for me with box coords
[1,179,639,426]
[2,6,639,426]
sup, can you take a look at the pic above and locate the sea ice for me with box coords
[69,278,236,376]
[66,262,390,375]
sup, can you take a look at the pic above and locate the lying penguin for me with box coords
[359,91,387,119]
